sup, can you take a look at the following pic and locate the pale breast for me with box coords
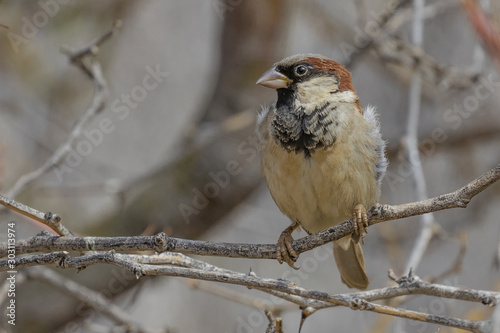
[261,112,381,233]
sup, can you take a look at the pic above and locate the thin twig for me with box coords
[0,195,71,236]
[403,0,437,275]
[3,22,119,199]
[265,309,283,333]
[61,20,122,62]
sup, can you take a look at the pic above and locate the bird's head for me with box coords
[256,54,362,114]
[256,54,362,154]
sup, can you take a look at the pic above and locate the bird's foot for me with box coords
[352,204,369,244]
[276,224,299,269]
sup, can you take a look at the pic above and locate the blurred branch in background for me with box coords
[93,0,287,241]
[2,3,288,331]
[403,0,437,276]
[463,0,500,67]
[2,21,120,200]
[308,0,480,96]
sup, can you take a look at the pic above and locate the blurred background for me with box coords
[0,0,500,332]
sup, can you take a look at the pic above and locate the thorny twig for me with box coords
[3,21,120,200]
[2,251,497,332]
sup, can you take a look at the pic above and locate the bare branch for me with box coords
[0,195,71,236]
[265,309,283,333]
[4,251,496,332]
[3,22,119,199]
[2,163,498,260]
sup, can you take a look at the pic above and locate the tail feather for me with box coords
[333,236,369,289]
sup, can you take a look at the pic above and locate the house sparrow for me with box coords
[256,54,387,289]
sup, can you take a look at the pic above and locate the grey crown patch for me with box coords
[272,102,337,155]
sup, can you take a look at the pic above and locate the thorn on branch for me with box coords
[298,306,316,333]
[388,267,419,285]
[388,268,399,282]
[265,310,283,333]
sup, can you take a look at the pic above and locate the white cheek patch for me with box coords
[295,76,359,116]
[296,77,338,115]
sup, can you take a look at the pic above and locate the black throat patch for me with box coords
[271,101,338,156]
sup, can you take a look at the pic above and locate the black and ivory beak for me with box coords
[256,66,291,89]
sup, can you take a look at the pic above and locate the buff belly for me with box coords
[262,134,380,234]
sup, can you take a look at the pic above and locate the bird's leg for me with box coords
[276,222,299,269]
[352,204,369,244]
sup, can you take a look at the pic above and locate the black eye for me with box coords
[294,65,308,76]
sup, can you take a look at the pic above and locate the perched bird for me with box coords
[256,54,387,289]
